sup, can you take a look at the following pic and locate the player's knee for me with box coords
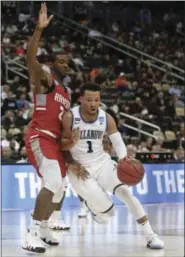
[107,205,116,217]
[40,158,63,194]
[45,179,63,195]
[102,204,115,217]
[114,184,131,198]
[52,185,64,203]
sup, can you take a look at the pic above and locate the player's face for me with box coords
[81,91,100,116]
[54,55,70,75]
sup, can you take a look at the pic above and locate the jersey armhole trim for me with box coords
[105,113,108,132]
[44,81,55,94]
[70,110,74,130]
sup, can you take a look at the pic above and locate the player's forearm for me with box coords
[26,26,43,64]
[109,132,127,160]
[62,151,79,165]
[61,138,76,151]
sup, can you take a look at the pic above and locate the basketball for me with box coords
[117,158,145,186]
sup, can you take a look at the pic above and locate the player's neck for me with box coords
[51,69,64,84]
[80,107,98,123]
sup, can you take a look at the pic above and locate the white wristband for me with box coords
[109,132,127,160]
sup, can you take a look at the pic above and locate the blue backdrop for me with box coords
[2,163,184,210]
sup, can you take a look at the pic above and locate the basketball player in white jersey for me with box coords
[61,82,164,249]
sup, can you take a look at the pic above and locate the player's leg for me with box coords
[97,159,164,249]
[33,157,64,244]
[49,177,70,230]
[78,195,88,218]
[39,150,69,242]
[23,157,61,252]
[22,137,64,253]
[67,170,115,224]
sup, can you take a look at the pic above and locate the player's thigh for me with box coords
[57,152,67,178]
[28,136,63,193]
[97,159,124,194]
[68,171,113,213]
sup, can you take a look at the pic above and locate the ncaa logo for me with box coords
[99,117,104,124]
[75,118,81,124]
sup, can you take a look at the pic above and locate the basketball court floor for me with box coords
[2,203,184,257]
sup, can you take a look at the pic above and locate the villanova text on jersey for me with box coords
[80,130,104,140]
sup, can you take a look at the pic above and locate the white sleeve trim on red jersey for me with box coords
[42,64,51,73]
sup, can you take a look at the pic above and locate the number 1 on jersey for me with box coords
[87,141,93,153]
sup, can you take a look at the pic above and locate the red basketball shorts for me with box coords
[25,128,66,178]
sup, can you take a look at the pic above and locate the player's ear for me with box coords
[48,62,53,68]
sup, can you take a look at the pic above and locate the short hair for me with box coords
[80,82,101,96]
[36,53,57,64]
[47,53,58,63]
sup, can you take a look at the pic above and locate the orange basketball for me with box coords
[117,158,145,186]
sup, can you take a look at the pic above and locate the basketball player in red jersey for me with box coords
[22,3,73,253]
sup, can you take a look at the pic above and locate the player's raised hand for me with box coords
[37,2,53,29]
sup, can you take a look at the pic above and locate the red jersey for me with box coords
[30,79,70,138]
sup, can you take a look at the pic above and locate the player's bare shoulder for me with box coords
[61,111,73,138]
[63,110,73,122]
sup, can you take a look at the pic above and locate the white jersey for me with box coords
[70,106,110,171]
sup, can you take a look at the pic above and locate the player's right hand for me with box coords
[37,3,53,29]
[68,162,89,181]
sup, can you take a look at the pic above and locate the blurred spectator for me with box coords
[1,128,7,140]
[139,6,152,26]
[1,132,20,151]
[115,73,128,90]
[127,144,137,158]
[15,42,26,56]
[16,93,28,109]
[2,92,18,115]
[146,138,154,151]
[89,68,100,81]
[173,148,185,162]
[15,110,28,127]
[17,147,27,163]
[1,147,15,163]
[1,85,10,100]
[36,40,48,56]
[2,111,16,130]
[172,94,184,107]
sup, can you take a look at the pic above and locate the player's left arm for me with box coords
[106,113,127,160]
[61,111,80,150]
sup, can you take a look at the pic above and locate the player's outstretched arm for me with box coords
[26,3,53,93]
[107,113,127,160]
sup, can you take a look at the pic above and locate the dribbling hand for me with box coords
[37,2,53,29]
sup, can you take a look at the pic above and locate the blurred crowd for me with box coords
[1,2,185,163]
